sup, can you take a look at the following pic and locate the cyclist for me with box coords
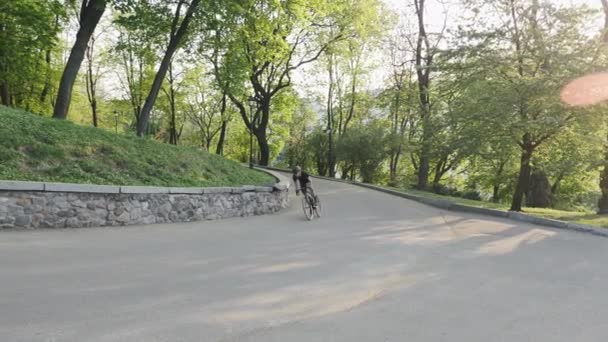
[292,166,317,207]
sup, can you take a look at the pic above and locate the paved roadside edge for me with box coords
[261,166,608,238]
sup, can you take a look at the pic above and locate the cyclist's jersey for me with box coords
[293,171,311,189]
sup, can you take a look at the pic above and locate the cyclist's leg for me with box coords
[306,183,316,206]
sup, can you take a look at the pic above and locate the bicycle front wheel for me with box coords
[302,195,314,220]
[314,196,322,218]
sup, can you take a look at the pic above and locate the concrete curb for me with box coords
[120,186,170,194]
[0,178,286,196]
[255,167,291,192]
[261,165,608,238]
[0,180,45,191]
[45,183,121,194]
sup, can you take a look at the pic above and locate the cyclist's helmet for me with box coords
[292,166,301,175]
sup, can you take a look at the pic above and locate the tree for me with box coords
[210,0,350,166]
[410,0,446,189]
[135,0,202,136]
[0,0,64,108]
[282,100,316,170]
[319,0,386,176]
[184,67,232,152]
[306,128,330,176]
[84,32,105,127]
[383,29,416,186]
[596,0,608,213]
[534,117,603,209]
[53,0,106,119]
[160,61,187,145]
[113,20,157,129]
[335,124,388,183]
[456,0,596,211]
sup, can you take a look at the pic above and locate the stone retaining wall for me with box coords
[0,170,290,229]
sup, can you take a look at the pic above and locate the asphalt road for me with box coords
[2,176,608,341]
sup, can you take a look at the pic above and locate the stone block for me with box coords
[231,187,246,194]
[202,187,233,194]
[168,187,203,194]
[31,197,46,206]
[0,180,44,191]
[120,186,169,194]
[45,183,120,194]
[115,211,130,223]
[66,217,81,228]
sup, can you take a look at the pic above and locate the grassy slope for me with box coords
[0,106,274,187]
[400,188,608,228]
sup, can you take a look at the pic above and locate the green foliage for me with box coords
[0,0,64,109]
[305,128,330,176]
[335,123,388,183]
[280,98,316,169]
[0,105,273,186]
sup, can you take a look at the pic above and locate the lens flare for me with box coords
[561,72,608,107]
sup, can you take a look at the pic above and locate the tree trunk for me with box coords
[551,173,563,195]
[527,169,551,208]
[417,115,432,189]
[251,98,272,166]
[40,48,52,104]
[510,137,534,211]
[91,100,98,127]
[598,143,608,213]
[167,63,179,145]
[327,53,336,177]
[492,161,505,203]
[414,0,433,190]
[598,169,608,214]
[389,156,397,185]
[136,0,201,136]
[139,54,175,137]
[316,155,327,176]
[169,108,177,144]
[254,128,270,166]
[40,15,59,105]
[53,0,106,119]
[389,144,402,186]
[597,0,608,213]
[168,88,177,144]
[85,38,98,127]
[0,82,9,106]
[328,129,335,177]
[492,184,500,203]
[432,158,444,189]
[215,94,228,155]
[216,120,227,155]
[0,21,9,106]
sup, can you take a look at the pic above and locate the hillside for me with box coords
[0,106,274,187]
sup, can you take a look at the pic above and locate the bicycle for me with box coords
[301,189,321,220]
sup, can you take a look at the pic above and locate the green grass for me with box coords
[0,106,274,187]
[387,186,608,228]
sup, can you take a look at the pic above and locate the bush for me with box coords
[462,190,482,201]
